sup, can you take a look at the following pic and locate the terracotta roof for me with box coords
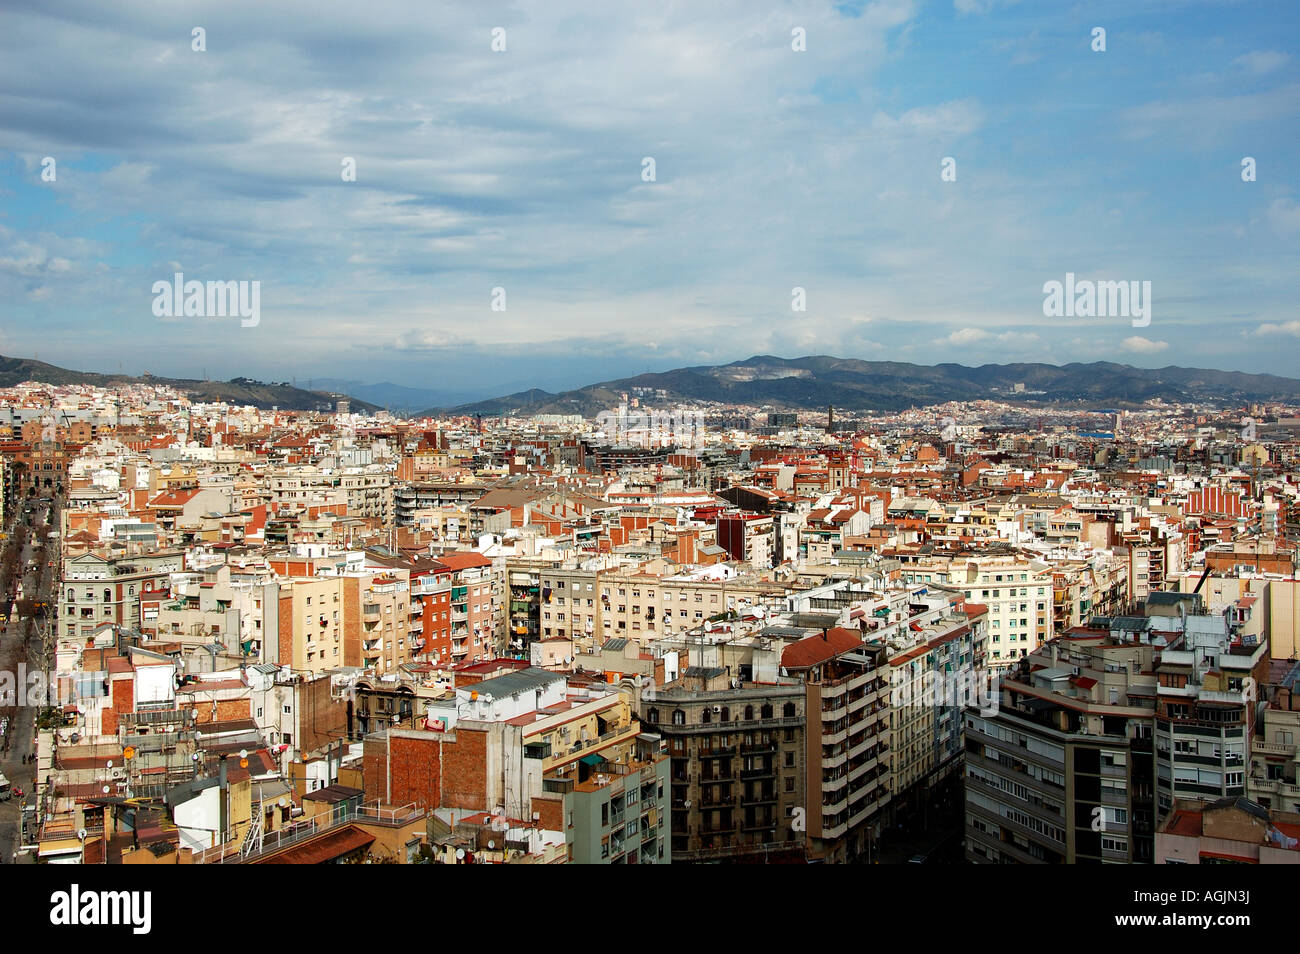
[251,824,374,864]
[435,551,493,572]
[781,627,863,670]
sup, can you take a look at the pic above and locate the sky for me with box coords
[1,0,1298,403]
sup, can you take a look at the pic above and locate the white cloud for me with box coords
[1121,336,1169,354]
[945,327,990,346]
[1266,197,1300,235]
[1234,51,1289,75]
[1255,320,1300,337]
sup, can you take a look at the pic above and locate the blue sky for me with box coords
[1,0,1297,401]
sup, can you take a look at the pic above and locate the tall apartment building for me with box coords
[410,571,453,664]
[887,607,986,815]
[270,576,348,675]
[437,551,502,663]
[640,669,808,862]
[781,628,891,862]
[505,555,551,654]
[899,550,1053,670]
[964,632,1158,863]
[342,572,412,673]
[1146,600,1268,822]
[964,594,1271,863]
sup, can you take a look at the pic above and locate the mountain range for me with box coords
[6,353,1295,419]
[0,355,379,413]
[431,355,1300,416]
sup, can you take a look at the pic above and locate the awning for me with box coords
[579,754,604,767]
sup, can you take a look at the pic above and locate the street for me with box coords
[0,492,57,864]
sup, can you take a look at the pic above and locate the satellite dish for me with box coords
[455,848,465,860]
[487,840,495,850]
[77,828,87,840]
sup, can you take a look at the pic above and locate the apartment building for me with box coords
[365,668,663,863]
[887,608,986,815]
[270,576,348,675]
[1157,796,1300,863]
[551,740,671,864]
[437,551,501,663]
[899,550,1053,670]
[640,669,808,862]
[505,555,551,653]
[781,628,890,862]
[1144,599,1268,822]
[1249,680,1300,814]
[541,563,781,650]
[1120,516,1186,602]
[268,466,393,523]
[964,632,1158,864]
[1049,553,1129,633]
[343,572,412,673]
[410,571,453,664]
[716,513,775,568]
[965,596,1270,862]
[59,549,185,641]
[393,482,488,526]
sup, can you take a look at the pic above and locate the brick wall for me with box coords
[102,676,134,736]
[192,698,251,724]
[440,727,488,810]
[278,592,293,666]
[362,731,444,810]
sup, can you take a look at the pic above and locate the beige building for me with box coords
[899,551,1053,670]
[273,576,346,675]
[268,466,393,523]
[541,564,781,651]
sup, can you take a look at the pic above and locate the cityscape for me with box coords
[0,0,1297,928]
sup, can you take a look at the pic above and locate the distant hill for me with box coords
[0,355,379,412]
[431,355,1300,416]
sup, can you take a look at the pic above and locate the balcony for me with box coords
[822,747,848,769]
[822,794,848,815]
[823,773,848,794]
